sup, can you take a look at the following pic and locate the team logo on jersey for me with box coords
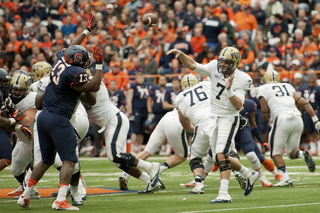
[214,75,219,79]
[74,54,83,64]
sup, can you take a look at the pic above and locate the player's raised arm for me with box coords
[69,12,96,47]
[166,49,197,71]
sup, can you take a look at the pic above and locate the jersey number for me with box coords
[52,60,66,85]
[155,90,165,103]
[272,85,289,97]
[183,86,208,106]
[216,83,225,100]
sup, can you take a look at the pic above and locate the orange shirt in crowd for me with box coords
[39,41,53,51]
[116,21,126,31]
[278,69,290,81]
[313,27,320,38]
[62,13,78,25]
[2,1,14,10]
[267,56,281,63]
[138,47,155,58]
[190,35,206,54]
[123,60,134,71]
[238,41,255,64]
[163,32,176,44]
[232,12,258,32]
[103,71,129,91]
[212,7,234,20]
[155,51,162,66]
[201,57,214,64]
[5,40,22,53]
[119,0,130,6]
[298,44,319,67]
[168,28,176,34]
[277,45,286,56]
[127,30,147,45]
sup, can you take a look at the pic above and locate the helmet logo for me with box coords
[74,54,83,64]
[230,51,240,60]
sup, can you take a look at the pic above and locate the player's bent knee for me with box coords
[245,151,258,163]
[70,171,81,185]
[189,157,204,172]
[113,153,136,168]
[216,153,231,172]
[10,165,24,176]
[72,163,80,174]
[229,151,239,160]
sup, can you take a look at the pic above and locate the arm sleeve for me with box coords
[70,70,88,88]
[193,61,213,77]
[234,89,246,105]
[252,127,263,143]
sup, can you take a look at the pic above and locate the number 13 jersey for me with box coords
[193,60,252,117]
[257,83,301,120]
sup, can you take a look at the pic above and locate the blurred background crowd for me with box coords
[2,0,320,157]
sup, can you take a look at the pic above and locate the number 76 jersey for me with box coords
[174,81,211,126]
[257,83,301,120]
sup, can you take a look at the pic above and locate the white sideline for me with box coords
[179,203,320,213]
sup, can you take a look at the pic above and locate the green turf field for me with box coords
[1,155,319,213]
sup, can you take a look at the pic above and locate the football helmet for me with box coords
[217,47,241,74]
[64,45,92,69]
[10,73,32,104]
[262,70,280,84]
[0,68,11,94]
[181,74,199,91]
[31,62,52,82]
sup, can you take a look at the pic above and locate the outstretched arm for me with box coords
[226,75,243,111]
[166,49,197,70]
[69,12,96,47]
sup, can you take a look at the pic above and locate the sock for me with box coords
[22,178,38,199]
[309,141,316,152]
[138,172,150,184]
[159,162,169,175]
[70,185,80,197]
[317,141,320,152]
[238,165,251,179]
[57,183,69,201]
[165,144,171,155]
[278,167,289,179]
[212,164,219,172]
[219,179,229,194]
[262,158,276,173]
[255,167,263,178]
[136,159,152,171]
[296,150,304,159]
[131,144,136,153]
[204,155,214,174]
[303,142,309,150]
[194,175,204,182]
[28,178,38,187]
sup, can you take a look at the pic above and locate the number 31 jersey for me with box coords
[257,83,300,120]
[175,81,211,126]
[43,49,88,119]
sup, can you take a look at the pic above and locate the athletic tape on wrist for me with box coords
[96,64,103,70]
[83,29,90,36]
[9,118,16,125]
[312,115,319,123]
[226,89,234,97]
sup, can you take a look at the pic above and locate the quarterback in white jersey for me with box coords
[257,70,318,187]
[84,80,162,194]
[167,47,257,203]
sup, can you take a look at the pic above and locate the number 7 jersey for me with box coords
[257,83,301,120]
[174,81,211,126]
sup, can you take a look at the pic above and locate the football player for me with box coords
[109,80,126,112]
[168,47,258,203]
[257,70,318,187]
[126,72,149,154]
[18,12,101,210]
[175,74,258,202]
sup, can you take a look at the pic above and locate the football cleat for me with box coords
[158,178,166,190]
[303,150,316,173]
[275,174,282,181]
[79,174,87,200]
[52,199,79,210]
[260,178,273,187]
[234,172,246,190]
[185,180,195,187]
[15,189,41,200]
[244,171,258,196]
[119,173,129,190]
[71,195,83,206]
[188,182,204,194]
[17,195,31,209]
[8,185,23,196]
[52,187,71,198]
[148,162,160,187]
[275,177,293,187]
[210,193,232,203]
[137,181,161,194]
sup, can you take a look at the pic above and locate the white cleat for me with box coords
[138,181,161,194]
[147,162,160,187]
[189,182,204,194]
[52,199,79,210]
[17,195,31,209]
[185,179,196,187]
[275,177,293,187]
[210,193,232,203]
[244,171,259,196]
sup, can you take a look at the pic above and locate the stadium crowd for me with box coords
[1,0,320,157]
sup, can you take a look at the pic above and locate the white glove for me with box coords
[315,121,320,133]
[148,113,155,121]
[5,97,13,109]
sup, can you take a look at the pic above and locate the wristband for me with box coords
[96,64,103,70]
[83,29,90,36]
[312,115,319,123]
[9,118,16,125]
[15,124,22,131]
[226,89,234,97]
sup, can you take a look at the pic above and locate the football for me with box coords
[142,13,158,27]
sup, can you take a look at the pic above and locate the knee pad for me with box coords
[229,151,239,160]
[72,162,80,175]
[245,152,258,163]
[70,171,81,185]
[113,153,136,169]
[113,162,130,173]
[216,153,231,172]
[189,157,204,172]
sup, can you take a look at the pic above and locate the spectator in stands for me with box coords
[251,1,266,29]
[273,60,289,81]
[190,27,206,57]
[310,51,320,72]
[213,33,232,56]
[202,10,224,48]
[31,0,46,21]
[104,60,129,91]
[126,0,142,18]
[6,32,22,53]
[128,56,143,82]
[104,34,119,52]
[19,0,32,23]
[293,72,304,91]
[219,12,234,42]
[18,25,31,42]
[3,7,14,24]
[46,16,58,39]
[138,37,155,59]
[53,29,68,48]
[290,59,300,78]
[236,38,255,65]
[168,28,194,61]
[182,3,194,28]
[140,48,158,78]
[277,32,290,56]
[282,0,296,23]
[40,33,52,56]
[212,0,234,20]
[160,23,175,44]
[174,1,186,21]
[189,7,204,30]
[47,0,61,20]
[265,0,283,26]
[293,8,312,36]
[242,30,256,54]
[155,44,170,71]
[262,35,282,59]
[157,35,170,53]
[195,42,209,63]
[233,4,258,37]
[270,14,288,38]
[19,43,31,61]
[267,47,281,63]
[298,35,319,67]
[202,47,215,64]
[281,43,296,70]
[61,15,76,37]
[255,50,267,68]
[227,0,240,14]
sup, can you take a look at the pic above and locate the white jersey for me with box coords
[257,83,300,120]
[15,92,37,112]
[193,60,252,116]
[175,81,211,126]
[87,82,120,128]
[29,76,50,94]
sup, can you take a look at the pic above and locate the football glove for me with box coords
[315,121,320,133]
[147,113,155,121]
[239,115,248,129]
[17,124,33,141]
[92,47,103,65]
[12,109,26,122]
[261,142,270,152]
[129,114,135,123]
[86,12,96,32]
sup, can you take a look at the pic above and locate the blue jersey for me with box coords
[127,82,149,111]
[246,82,263,108]
[164,87,181,104]
[110,90,125,109]
[300,86,320,111]
[43,49,88,119]
[240,99,256,119]
[149,85,167,114]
